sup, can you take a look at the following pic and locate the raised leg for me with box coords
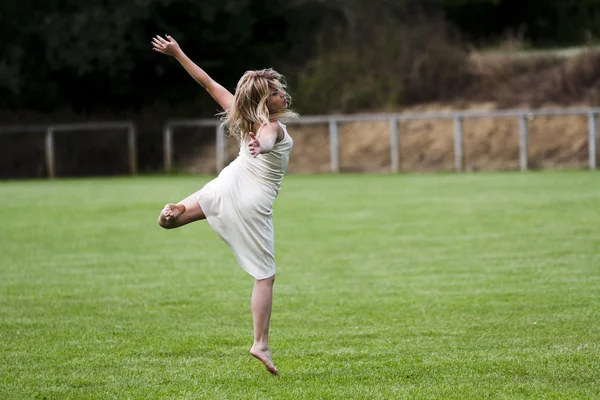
[250,275,278,375]
[157,189,206,229]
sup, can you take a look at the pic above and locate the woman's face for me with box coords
[267,87,288,112]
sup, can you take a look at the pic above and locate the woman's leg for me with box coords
[250,275,278,375]
[157,190,206,229]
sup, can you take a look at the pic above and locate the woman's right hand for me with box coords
[152,34,183,58]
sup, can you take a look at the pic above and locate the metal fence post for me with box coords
[128,124,137,175]
[389,118,399,173]
[163,125,173,173]
[216,124,225,173]
[519,115,529,171]
[329,119,340,173]
[588,112,597,170]
[453,116,464,172]
[45,128,56,178]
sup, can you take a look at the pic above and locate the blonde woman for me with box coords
[152,34,297,375]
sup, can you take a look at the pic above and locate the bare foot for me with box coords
[250,346,278,376]
[159,203,186,227]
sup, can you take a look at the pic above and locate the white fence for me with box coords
[1,108,598,178]
[163,107,599,174]
[0,122,137,178]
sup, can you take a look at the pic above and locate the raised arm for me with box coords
[152,34,234,110]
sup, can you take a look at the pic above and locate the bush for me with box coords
[290,13,470,114]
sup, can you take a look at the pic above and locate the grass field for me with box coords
[1,172,599,399]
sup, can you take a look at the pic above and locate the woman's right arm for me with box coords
[152,34,234,110]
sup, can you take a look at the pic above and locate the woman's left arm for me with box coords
[248,122,282,157]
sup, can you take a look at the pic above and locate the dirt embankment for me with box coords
[179,50,600,174]
[179,102,594,174]
[3,49,598,177]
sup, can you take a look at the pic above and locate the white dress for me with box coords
[197,121,293,279]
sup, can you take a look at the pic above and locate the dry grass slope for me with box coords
[179,50,600,174]
[180,103,594,174]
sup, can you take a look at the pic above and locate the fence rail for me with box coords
[0,122,137,178]
[164,107,599,174]
[1,108,598,179]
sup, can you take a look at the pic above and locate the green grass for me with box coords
[1,172,599,399]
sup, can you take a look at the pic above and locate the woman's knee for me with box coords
[256,274,275,285]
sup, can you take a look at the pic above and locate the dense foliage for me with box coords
[2,0,600,115]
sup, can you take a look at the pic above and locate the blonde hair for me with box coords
[219,68,298,142]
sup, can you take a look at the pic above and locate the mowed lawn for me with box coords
[0,172,599,399]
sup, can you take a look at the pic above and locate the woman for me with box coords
[152,34,298,376]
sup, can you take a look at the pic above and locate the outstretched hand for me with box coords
[152,34,182,58]
[248,132,261,158]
